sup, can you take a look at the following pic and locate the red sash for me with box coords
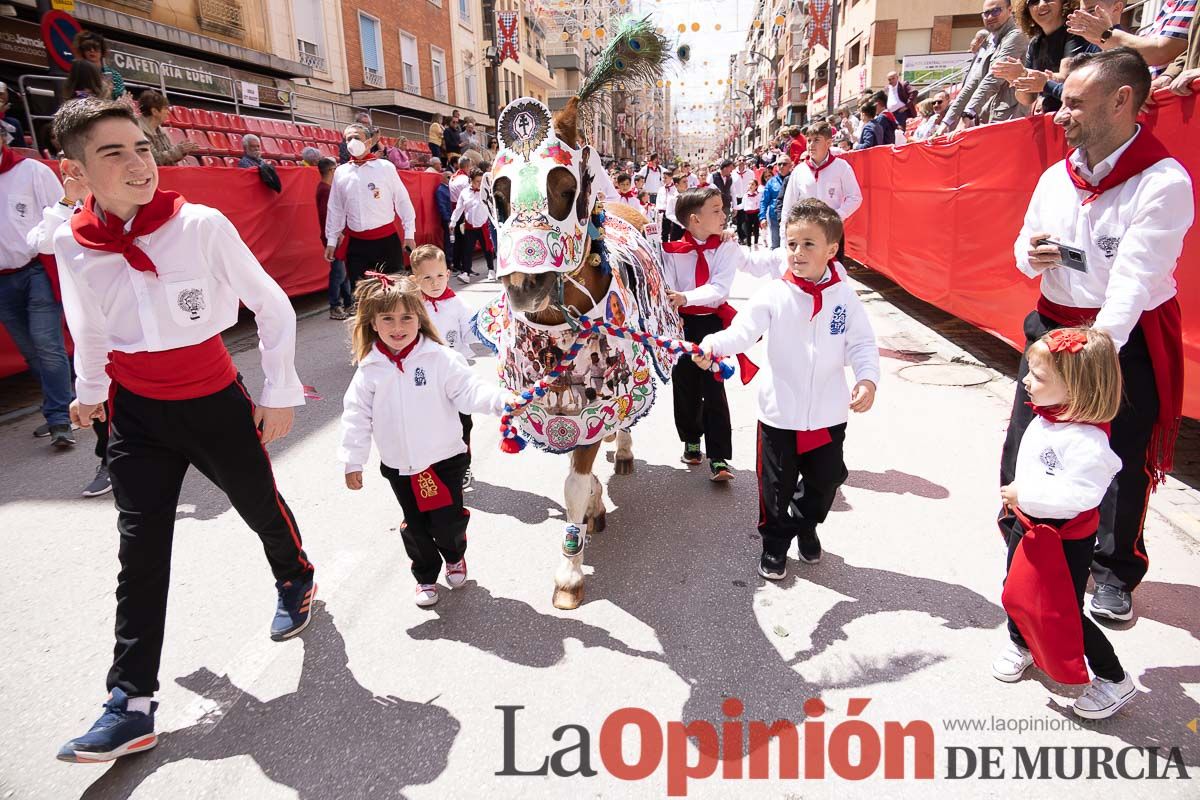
[1001,506,1099,685]
[464,220,495,253]
[1064,131,1172,206]
[411,466,453,511]
[106,335,237,400]
[796,428,832,455]
[333,220,402,261]
[71,191,186,274]
[1037,295,1183,484]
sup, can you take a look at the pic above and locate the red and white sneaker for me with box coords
[415,584,439,607]
[445,559,468,588]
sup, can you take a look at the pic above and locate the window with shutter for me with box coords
[294,0,326,71]
[431,46,448,102]
[400,32,420,94]
[359,14,384,86]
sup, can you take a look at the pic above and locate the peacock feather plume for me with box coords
[576,16,670,118]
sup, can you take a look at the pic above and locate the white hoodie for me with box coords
[423,293,477,358]
[1011,416,1121,520]
[339,335,507,475]
[701,265,880,431]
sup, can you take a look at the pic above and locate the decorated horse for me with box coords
[474,19,695,610]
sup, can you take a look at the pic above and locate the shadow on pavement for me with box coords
[79,601,459,799]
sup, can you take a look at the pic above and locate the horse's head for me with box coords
[484,97,600,315]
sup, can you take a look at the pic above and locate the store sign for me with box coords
[902,52,974,86]
[110,41,234,96]
[0,18,48,69]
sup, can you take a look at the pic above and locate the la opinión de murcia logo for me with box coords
[497,701,1192,795]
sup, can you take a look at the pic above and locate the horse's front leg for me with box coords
[554,443,602,610]
[613,429,634,475]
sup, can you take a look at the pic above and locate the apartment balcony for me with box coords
[546,43,582,72]
[363,67,385,88]
[197,0,244,38]
[299,52,327,73]
[548,88,575,112]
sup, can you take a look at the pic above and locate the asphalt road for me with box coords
[1,264,1197,800]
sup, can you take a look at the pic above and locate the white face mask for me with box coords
[346,139,367,158]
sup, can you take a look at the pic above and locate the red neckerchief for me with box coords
[882,110,898,125]
[423,286,456,312]
[662,232,721,286]
[1026,402,1111,437]
[0,146,25,175]
[1065,130,1172,206]
[619,189,637,199]
[454,169,469,178]
[807,154,839,180]
[350,153,378,166]
[70,191,185,274]
[782,261,842,320]
[375,336,419,372]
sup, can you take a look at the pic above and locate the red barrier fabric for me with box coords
[843,89,1200,419]
[0,166,444,379]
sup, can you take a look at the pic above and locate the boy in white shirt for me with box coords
[48,99,316,763]
[780,121,862,261]
[657,173,686,242]
[448,168,496,282]
[695,199,879,578]
[612,172,640,210]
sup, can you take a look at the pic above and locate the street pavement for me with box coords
[1,261,1198,800]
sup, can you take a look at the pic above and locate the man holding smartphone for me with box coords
[999,48,1193,623]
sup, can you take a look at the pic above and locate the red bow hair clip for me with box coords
[1047,329,1088,354]
[364,271,394,287]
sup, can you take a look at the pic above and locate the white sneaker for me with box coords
[1073,673,1137,719]
[445,559,467,588]
[992,641,1034,682]
[457,273,471,284]
[414,584,439,607]
[487,270,496,281]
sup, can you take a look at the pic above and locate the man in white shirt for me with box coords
[324,123,417,285]
[1000,49,1194,623]
[729,157,755,243]
[0,133,75,450]
[636,153,665,203]
[449,168,496,281]
[45,99,317,764]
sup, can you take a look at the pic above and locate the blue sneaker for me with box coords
[57,688,157,763]
[271,573,317,641]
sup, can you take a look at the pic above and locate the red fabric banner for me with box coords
[0,165,444,379]
[842,89,1200,419]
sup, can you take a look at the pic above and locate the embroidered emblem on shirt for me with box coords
[829,305,847,335]
[1095,235,1120,258]
[414,367,427,386]
[367,181,381,200]
[14,202,28,218]
[177,288,206,321]
[1039,447,1061,475]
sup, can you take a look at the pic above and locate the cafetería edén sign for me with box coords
[109,41,291,108]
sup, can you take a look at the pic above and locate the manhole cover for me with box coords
[898,363,993,386]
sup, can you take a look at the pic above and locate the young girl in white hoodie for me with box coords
[994,326,1134,720]
[339,274,515,607]
[694,199,879,580]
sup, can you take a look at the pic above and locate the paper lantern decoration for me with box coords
[595,26,605,37]
[753,19,762,28]
[691,22,700,31]
[774,14,785,25]
[715,24,721,30]
[581,28,591,38]
[561,31,569,41]
[677,23,685,32]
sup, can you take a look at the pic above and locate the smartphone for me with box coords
[1036,238,1088,273]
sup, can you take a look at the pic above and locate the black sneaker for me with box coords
[1090,583,1133,621]
[462,467,474,490]
[82,463,112,497]
[797,529,822,564]
[50,424,76,449]
[758,552,786,581]
[709,459,733,482]
[271,573,317,641]
[56,688,157,763]
[33,422,51,438]
[680,443,703,465]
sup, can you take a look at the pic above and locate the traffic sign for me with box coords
[40,10,82,73]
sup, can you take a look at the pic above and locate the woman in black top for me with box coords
[1014,0,1090,111]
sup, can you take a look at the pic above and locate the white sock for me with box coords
[127,696,154,714]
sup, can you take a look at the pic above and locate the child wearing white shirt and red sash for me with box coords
[339,275,517,608]
[448,168,496,281]
[994,326,1136,720]
[695,200,878,576]
[49,99,316,764]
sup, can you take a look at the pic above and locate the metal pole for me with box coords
[827,0,839,116]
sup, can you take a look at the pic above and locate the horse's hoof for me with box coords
[614,458,634,476]
[553,585,583,610]
[589,511,606,533]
